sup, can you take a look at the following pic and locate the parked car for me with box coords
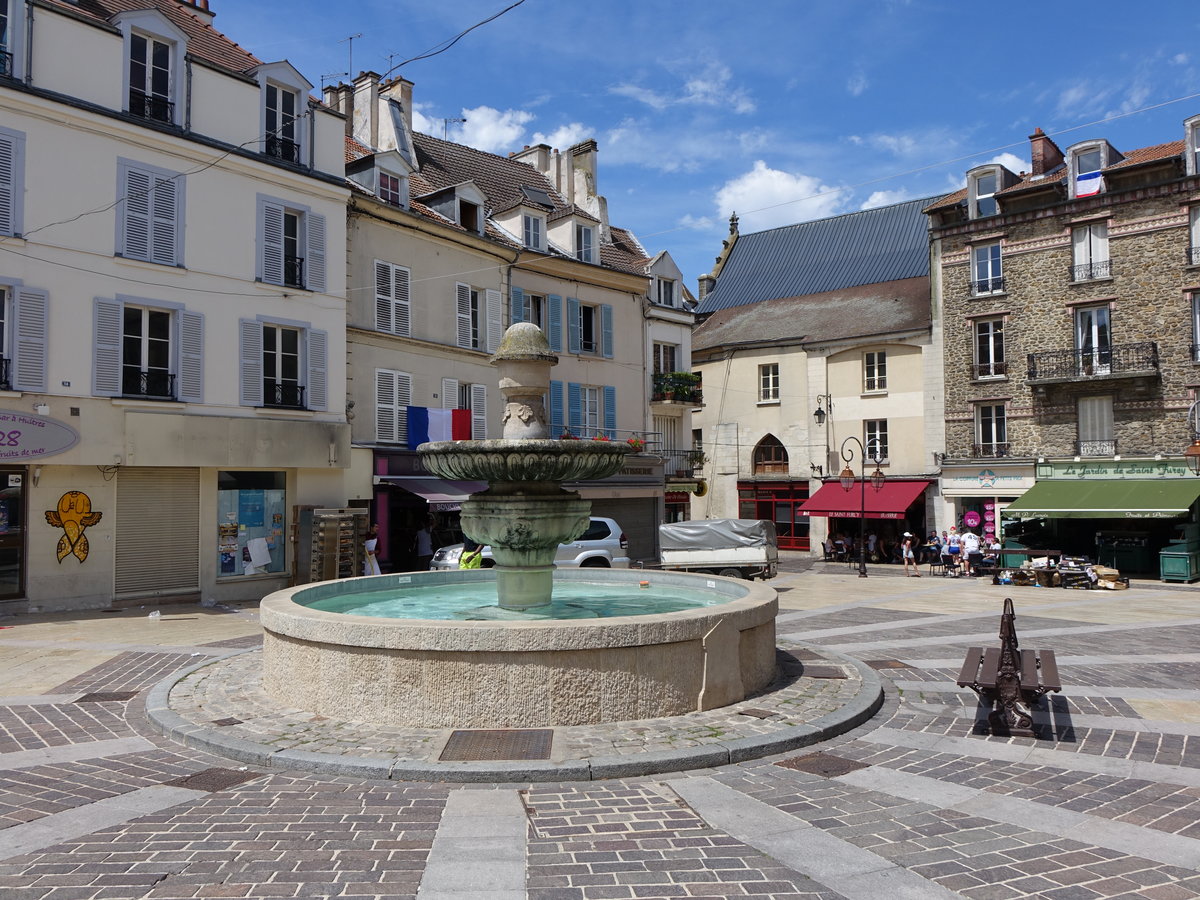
[429,516,630,570]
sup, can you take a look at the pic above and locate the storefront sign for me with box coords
[1037,459,1190,480]
[942,464,1035,495]
[0,410,79,460]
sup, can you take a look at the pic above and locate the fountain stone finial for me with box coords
[491,321,557,440]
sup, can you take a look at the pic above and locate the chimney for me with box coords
[380,77,414,136]
[177,0,215,24]
[512,144,552,177]
[697,274,715,301]
[1029,127,1064,176]
[353,71,381,150]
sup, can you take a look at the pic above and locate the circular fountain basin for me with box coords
[259,569,778,728]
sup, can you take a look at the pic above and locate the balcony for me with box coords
[265,381,305,409]
[0,47,12,78]
[972,442,1011,458]
[1189,246,1200,265]
[659,448,706,478]
[283,255,304,288]
[651,371,703,406]
[971,276,1005,295]
[122,370,175,400]
[1077,439,1117,457]
[1026,341,1159,388]
[0,357,10,391]
[265,135,301,165]
[128,89,174,124]
[1070,259,1111,281]
[972,360,1007,379]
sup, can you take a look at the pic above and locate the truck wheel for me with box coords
[580,558,610,568]
[718,568,744,579]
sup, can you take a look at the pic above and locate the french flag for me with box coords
[1076,171,1103,197]
[407,407,472,449]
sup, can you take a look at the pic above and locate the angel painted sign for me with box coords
[45,491,103,563]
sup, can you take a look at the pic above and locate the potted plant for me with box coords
[686,448,707,470]
[626,436,645,452]
[559,430,578,440]
[673,371,702,403]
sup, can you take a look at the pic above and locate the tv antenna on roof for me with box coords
[442,117,466,139]
[339,33,364,78]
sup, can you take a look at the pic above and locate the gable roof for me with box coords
[697,197,935,315]
[410,132,565,217]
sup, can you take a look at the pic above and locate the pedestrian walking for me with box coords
[902,531,920,576]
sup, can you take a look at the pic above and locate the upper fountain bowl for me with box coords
[419,439,630,485]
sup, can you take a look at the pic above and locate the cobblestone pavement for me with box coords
[4,563,1200,897]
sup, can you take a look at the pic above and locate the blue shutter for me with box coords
[600,304,613,359]
[549,379,564,437]
[510,286,525,324]
[12,287,47,393]
[239,319,263,406]
[566,297,580,353]
[567,381,582,433]
[258,197,284,284]
[149,172,181,266]
[92,298,122,397]
[547,294,563,352]
[603,385,616,438]
[178,310,204,403]
[307,328,328,410]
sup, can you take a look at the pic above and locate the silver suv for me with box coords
[429,516,630,570]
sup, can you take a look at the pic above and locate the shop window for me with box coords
[737,480,810,551]
[217,471,285,577]
[753,435,788,474]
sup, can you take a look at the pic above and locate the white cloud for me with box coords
[860,189,910,209]
[449,106,535,154]
[531,123,591,150]
[610,62,754,115]
[847,72,869,97]
[678,213,715,231]
[610,83,671,110]
[988,151,1028,174]
[714,161,845,232]
[1172,53,1189,65]
[411,104,436,135]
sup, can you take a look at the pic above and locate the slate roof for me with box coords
[697,197,935,315]
[44,0,261,74]
[692,276,930,354]
[410,133,564,217]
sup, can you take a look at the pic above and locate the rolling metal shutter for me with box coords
[115,467,200,597]
[590,498,659,564]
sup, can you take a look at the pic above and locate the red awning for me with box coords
[798,480,931,519]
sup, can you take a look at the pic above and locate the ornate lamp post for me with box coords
[839,436,885,578]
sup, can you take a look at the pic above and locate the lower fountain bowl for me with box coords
[259,568,778,729]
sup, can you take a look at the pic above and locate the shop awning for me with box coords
[798,480,930,519]
[374,476,486,510]
[1004,479,1200,519]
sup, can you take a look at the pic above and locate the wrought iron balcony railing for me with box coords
[973,360,1007,378]
[0,357,10,391]
[1026,341,1159,381]
[1070,259,1112,281]
[1191,343,1200,363]
[0,48,12,78]
[971,276,1005,295]
[265,135,301,164]
[972,442,1011,458]
[264,381,305,409]
[651,371,703,404]
[122,370,175,400]
[658,449,706,478]
[1189,246,1200,265]
[1077,439,1117,457]
[128,89,174,124]
[283,255,304,288]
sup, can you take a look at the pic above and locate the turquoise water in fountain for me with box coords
[302,580,732,621]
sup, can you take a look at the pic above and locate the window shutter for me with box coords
[393,264,410,336]
[485,288,502,352]
[258,197,285,284]
[0,129,23,237]
[510,286,525,324]
[549,379,564,436]
[442,377,459,409]
[306,212,327,292]
[374,261,392,332]
[93,298,123,397]
[566,297,580,353]
[306,328,328,410]
[470,383,487,439]
[600,304,614,358]
[149,173,181,266]
[121,167,152,261]
[547,294,563,352]
[238,319,263,406]
[567,381,582,432]
[603,385,616,438]
[455,282,472,348]
[11,287,48,393]
[178,310,204,403]
[376,369,412,444]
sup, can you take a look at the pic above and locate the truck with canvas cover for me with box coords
[657,518,778,580]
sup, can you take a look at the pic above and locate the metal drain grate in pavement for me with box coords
[866,659,913,670]
[800,665,848,679]
[439,728,553,761]
[776,751,870,777]
[737,708,777,719]
[75,691,139,703]
[166,767,263,792]
[211,717,243,726]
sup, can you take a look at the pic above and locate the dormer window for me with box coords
[576,224,595,262]
[970,170,998,218]
[1186,114,1200,177]
[265,84,300,164]
[1068,141,1121,199]
[459,199,479,233]
[655,278,676,307]
[129,32,173,123]
[523,213,545,250]
[379,171,404,207]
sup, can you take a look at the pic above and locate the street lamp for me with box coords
[839,436,885,578]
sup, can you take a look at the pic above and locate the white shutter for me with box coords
[485,288,502,352]
[393,264,410,336]
[306,212,327,292]
[149,173,180,265]
[115,468,200,597]
[121,167,152,260]
[93,298,123,397]
[470,383,487,439]
[376,369,411,444]
[0,129,22,237]
[442,377,459,409]
[239,319,263,406]
[178,310,204,403]
[456,282,472,348]
[306,328,327,410]
[258,197,285,284]
[374,261,393,332]
[12,286,48,393]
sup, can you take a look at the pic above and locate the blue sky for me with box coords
[216,0,1200,288]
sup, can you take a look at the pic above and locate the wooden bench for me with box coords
[957,597,1062,736]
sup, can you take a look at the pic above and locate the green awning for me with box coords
[1005,479,1200,519]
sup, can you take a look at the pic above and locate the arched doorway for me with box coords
[738,435,810,550]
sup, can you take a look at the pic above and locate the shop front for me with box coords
[737,480,810,551]
[797,479,930,555]
[939,461,1037,547]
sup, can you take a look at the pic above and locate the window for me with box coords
[456,284,501,351]
[758,363,779,402]
[1067,142,1119,198]
[655,278,676,307]
[1075,306,1111,375]
[379,172,404,207]
[116,159,184,267]
[239,318,326,410]
[441,377,488,439]
[257,195,326,292]
[523,213,544,250]
[971,170,998,218]
[522,293,544,328]
[0,125,25,238]
[576,224,595,262]
[976,404,1008,457]
[511,289,560,348]
[375,368,412,444]
[265,84,300,164]
[864,351,887,392]
[1071,222,1110,281]
[864,420,888,462]
[753,435,788,474]
[374,261,411,336]
[0,2,12,77]
[459,200,480,233]
[1189,207,1200,265]
[565,382,616,438]
[580,385,600,433]
[1078,395,1115,456]
[1,283,46,392]
[1193,293,1200,362]
[974,318,1006,378]
[217,471,285,577]
[567,298,613,357]
[93,297,203,402]
[971,242,1003,294]
[128,32,173,123]
[653,342,678,374]
[1188,116,1200,177]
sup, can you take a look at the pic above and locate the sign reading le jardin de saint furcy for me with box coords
[1039,459,1189,480]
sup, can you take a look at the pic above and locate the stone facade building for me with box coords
[927,116,1200,574]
